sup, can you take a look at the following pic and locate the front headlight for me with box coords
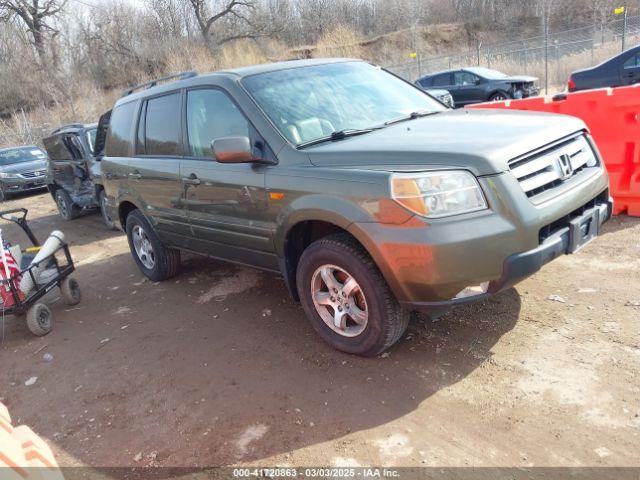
[391,170,488,218]
[0,172,20,179]
[443,93,454,108]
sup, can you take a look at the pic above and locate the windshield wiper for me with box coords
[384,109,440,126]
[297,127,382,149]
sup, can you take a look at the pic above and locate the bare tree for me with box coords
[186,0,268,46]
[0,0,66,65]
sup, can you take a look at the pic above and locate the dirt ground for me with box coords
[0,191,638,472]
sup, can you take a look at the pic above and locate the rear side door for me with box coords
[620,52,640,85]
[130,91,191,246]
[179,87,276,270]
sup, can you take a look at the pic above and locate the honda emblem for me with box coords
[557,154,573,179]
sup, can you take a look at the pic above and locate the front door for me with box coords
[130,91,191,246]
[452,71,483,105]
[180,87,277,270]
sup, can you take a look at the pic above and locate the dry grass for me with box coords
[2,27,638,149]
[315,25,365,59]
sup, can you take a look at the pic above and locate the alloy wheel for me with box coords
[132,224,155,269]
[310,264,368,337]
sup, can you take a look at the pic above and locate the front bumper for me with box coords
[1,176,47,194]
[348,166,611,316]
[404,199,612,316]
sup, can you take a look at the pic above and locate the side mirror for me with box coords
[212,136,260,163]
[474,78,482,85]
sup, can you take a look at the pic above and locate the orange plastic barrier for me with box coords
[468,85,640,216]
[0,402,64,479]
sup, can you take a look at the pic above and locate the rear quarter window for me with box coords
[105,101,137,157]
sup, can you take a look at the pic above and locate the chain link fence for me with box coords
[386,14,640,92]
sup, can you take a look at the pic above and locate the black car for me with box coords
[568,45,640,92]
[43,120,115,229]
[416,67,539,107]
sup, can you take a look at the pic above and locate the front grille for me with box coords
[20,170,46,178]
[509,134,599,201]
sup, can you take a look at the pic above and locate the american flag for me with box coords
[0,237,21,286]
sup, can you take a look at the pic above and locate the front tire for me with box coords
[296,233,409,356]
[125,209,180,281]
[55,189,80,220]
[489,91,509,101]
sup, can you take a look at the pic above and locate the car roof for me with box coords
[116,58,361,105]
[420,69,455,79]
[0,145,42,153]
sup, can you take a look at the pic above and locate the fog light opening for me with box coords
[454,281,490,299]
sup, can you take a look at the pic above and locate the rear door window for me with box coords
[141,93,182,156]
[105,102,136,157]
[431,73,451,87]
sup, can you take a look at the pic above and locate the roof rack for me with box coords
[121,71,198,98]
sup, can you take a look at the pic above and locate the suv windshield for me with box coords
[242,61,445,146]
[0,147,46,166]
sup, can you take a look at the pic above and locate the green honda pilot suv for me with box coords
[101,59,612,356]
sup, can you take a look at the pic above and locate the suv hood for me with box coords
[0,159,47,174]
[306,109,585,176]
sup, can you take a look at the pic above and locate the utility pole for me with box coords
[615,5,627,52]
[544,15,549,95]
[622,6,628,51]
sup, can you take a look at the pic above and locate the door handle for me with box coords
[128,171,142,179]
[182,174,201,186]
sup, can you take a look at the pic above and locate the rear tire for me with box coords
[55,189,80,220]
[296,233,409,356]
[26,303,53,336]
[125,209,180,281]
[60,277,81,305]
[99,190,116,230]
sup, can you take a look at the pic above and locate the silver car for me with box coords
[0,146,48,201]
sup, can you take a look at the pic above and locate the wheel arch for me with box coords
[279,216,368,300]
[117,200,140,230]
[488,89,510,100]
